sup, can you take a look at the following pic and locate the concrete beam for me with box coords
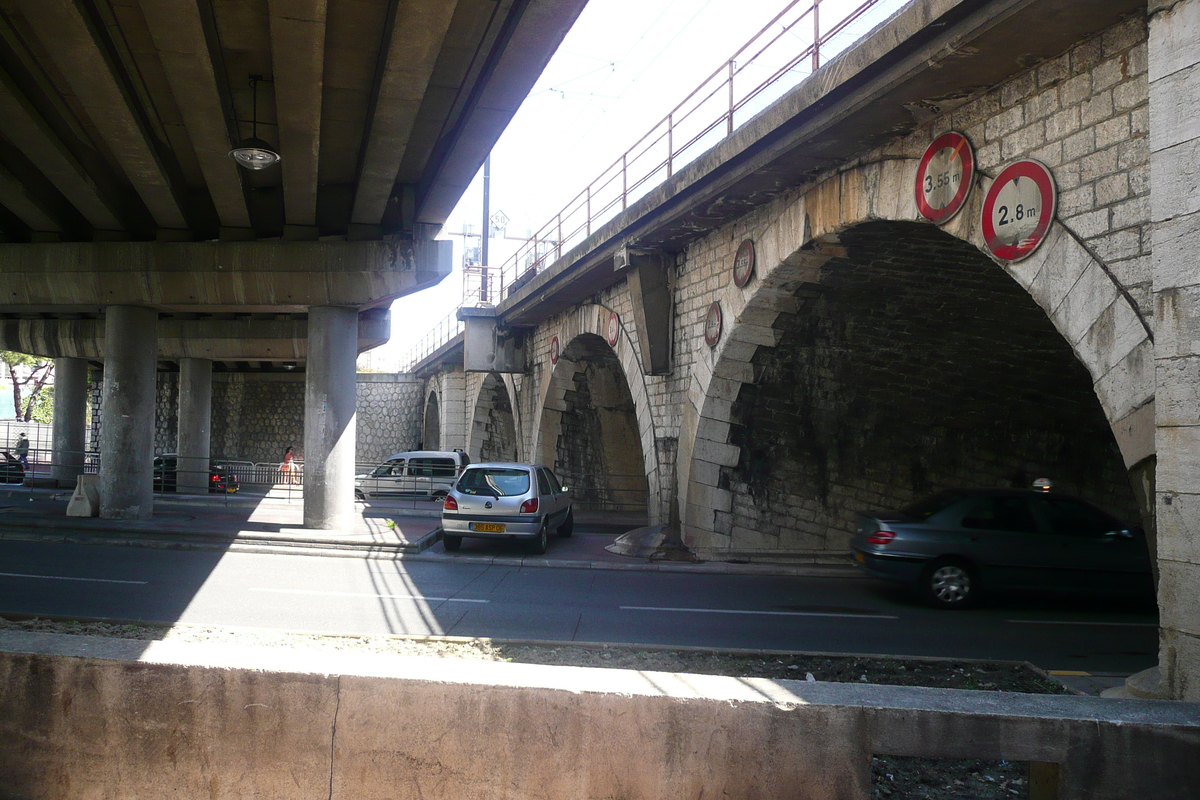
[0,311,390,361]
[0,239,450,312]
[0,69,123,232]
[139,0,252,231]
[269,0,325,229]
[349,0,457,229]
[13,0,188,231]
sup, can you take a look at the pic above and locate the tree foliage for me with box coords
[1,351,54,422]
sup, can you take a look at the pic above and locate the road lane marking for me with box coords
[0,571,146,585]
[249,587,488,603]
[1006,619,1157,627]
[620,605,898,619]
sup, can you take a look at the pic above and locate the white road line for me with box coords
[0,571,147,585]
[1006,619,1158,627]
[620,605,899,620]
[249,587,488,603]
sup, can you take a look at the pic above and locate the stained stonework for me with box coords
[356,373,424,464]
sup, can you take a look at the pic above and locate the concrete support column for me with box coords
[303,306,357,530]
[50,357,88,485]
[99,306,157,520]
[1149,0,1200,700]
[176,358,213,494]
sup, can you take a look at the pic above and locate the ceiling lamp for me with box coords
[229,76,280,170]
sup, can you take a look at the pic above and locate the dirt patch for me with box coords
[1,616,1070,798]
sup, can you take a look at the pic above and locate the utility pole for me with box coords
[481,155,491,302]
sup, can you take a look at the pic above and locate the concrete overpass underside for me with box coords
[0,0,587,525]
[414,0,1200,699]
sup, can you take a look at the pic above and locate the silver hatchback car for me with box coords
[441,462,573,554]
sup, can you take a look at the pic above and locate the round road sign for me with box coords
[981,159,1057,262]
[915,131,974,223]
[606,311,620,347]
[732,239,756,287]
[550,335,559,364]
[704,302,723,347]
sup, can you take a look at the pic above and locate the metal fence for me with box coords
[399,309,464,372]
[463,0,902,307]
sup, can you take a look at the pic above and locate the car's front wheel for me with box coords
[923,558,977,609]
[443,533,462,551]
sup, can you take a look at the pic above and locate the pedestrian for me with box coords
[14,432,29,470]
[280,446,297,484]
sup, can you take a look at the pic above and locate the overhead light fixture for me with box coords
[229,76,280,170]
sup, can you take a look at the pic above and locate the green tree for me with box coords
[1,351,54,422]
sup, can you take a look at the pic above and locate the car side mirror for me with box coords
[561,485,570,493]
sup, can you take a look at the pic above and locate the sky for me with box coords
[371,0,905,370]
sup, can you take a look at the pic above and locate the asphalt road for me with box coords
[0,532,1159,675]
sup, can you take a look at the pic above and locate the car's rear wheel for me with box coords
[556,509,574,538]
[529,520,549,555]
[354,489,365,501]
[923,558,977,609]
[443,533,462,552]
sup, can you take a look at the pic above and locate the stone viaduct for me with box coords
[410,0,1200,700]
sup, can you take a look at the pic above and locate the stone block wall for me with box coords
[356,373,424,464]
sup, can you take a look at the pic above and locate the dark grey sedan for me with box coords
[849,489,1152,608]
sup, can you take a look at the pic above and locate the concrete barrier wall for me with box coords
[1,632,1198,799]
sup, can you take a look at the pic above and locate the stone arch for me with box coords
[680,159,1155,559]
[531,303,662,520]
[422,389,440,451]
[467,372,519,462]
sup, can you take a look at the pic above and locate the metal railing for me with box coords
[399,308,464,372]
[462,0,899,308]
[556,470,650,512]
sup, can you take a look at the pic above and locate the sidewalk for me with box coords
[0,486,863,578]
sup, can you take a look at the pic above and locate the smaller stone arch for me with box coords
[467,372,519,462]
[531,303,663,521]
[422,389,440,451]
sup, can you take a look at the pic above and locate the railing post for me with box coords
[727,60,735,135]
[556,213,563,261]
[667,114,674,178]
[586,186,592,237]
[813,0,821,72]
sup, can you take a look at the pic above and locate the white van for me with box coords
[354,450,471,500]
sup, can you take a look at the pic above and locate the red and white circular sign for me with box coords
[606,311,620,347]
[550,335,559,364]
[704,302,723,347]
[915,131,974,223]
[732,239,755,287]
[981,160,1057,262]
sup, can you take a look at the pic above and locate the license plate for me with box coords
[471,522,505,533]
[855,551,865,563]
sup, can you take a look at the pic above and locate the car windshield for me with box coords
[457,468,530,497]
[901,491,970,521]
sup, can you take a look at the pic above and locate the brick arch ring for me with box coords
[530,302,665,524]
[678,157,1155,556]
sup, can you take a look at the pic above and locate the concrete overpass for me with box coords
[411,0,1200,700]
[0,0,586,524]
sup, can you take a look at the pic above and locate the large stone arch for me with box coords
[680,158,1155,558]
[467,372,520,462]
[531,303,663,521]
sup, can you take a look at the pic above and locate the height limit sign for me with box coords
[981,160,1057,262]
[915,131,974,224]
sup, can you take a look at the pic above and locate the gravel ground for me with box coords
[1,616,1070,798]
